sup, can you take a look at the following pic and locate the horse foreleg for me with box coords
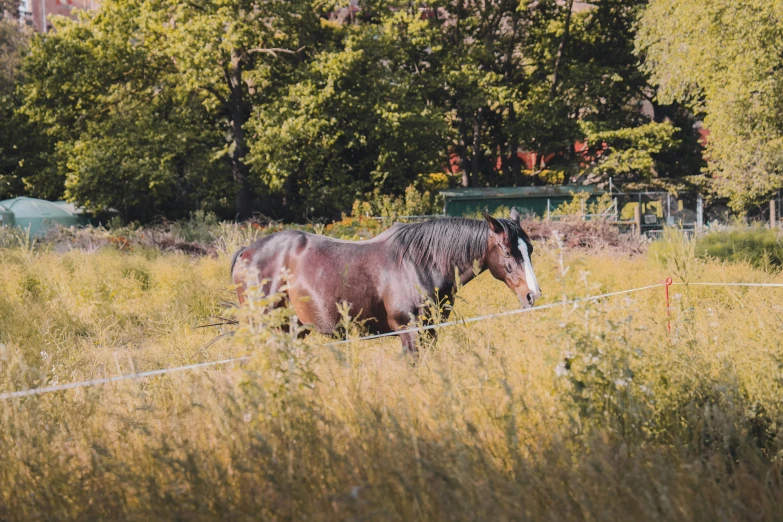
[398,331,418,354]
[387,313,420,355]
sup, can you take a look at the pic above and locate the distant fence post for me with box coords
[696,194,704,235]
[546,199,550,222]
[771,199,777,229]
[633,205,641,236]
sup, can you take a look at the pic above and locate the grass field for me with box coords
[1,232,783,520]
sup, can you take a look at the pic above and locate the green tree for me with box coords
[428,0,562,187]
[14,0,708,222]
[20,2,233,219]
[247,9,448,218]
[420,0,698,190]
[637,0,783,209]
[0,11,58,200]
[141,0,326,219]
[576,120,680,185]
[542,0,698,188]
[20,0,327,220]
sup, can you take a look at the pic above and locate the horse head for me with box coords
[483,208,542,308]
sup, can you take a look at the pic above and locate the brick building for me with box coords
[23,0,99,33]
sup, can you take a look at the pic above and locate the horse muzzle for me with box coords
[519,292,535,309]
[519,289,542,309]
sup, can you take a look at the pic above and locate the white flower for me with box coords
[555,362,569,378]
[584,355,600,365]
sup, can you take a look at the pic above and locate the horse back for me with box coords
[232,229,401,332]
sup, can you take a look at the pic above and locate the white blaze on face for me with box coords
[518,238,541,298]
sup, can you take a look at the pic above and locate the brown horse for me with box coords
[231,209,541,351]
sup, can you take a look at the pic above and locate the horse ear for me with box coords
[483,212,504,235]
[509,207,521,224]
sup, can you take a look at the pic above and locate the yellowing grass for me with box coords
[1,238,782,521]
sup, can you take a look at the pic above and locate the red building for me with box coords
[25,0,99,33]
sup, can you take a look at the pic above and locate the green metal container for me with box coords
[440,186,605,217]
[0,197,88,237]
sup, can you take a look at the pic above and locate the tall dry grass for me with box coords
[1,232,782,520]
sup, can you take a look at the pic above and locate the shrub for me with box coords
[351,183,444,222]
[695,227,783,268]
[552,191,615,217]
[170,210,221,243]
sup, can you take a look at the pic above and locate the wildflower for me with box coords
[584,354,600,366]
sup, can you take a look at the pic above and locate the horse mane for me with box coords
[385,217,528,273]
[229,246,247,277]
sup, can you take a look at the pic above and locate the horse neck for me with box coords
[388,218,489,287]
[435,247,488,288]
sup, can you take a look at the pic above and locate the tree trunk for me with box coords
[229,49,253,221]
[461,152,472,187]
[508,105,520,180]
[459,125,472,188]
[282,169,298,216]
[550,0,574,99]
[231,140,253,222]
[509,140,520,179]
[471,108,483,185]
[505,10,521,182]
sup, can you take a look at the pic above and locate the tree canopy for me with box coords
[0,0,720,221]
[0,13,58,200]
[637,0,783,209]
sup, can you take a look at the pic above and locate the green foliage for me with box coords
[63,107,234,220]
[556,314,652,440]
[19,0,326,220]
[426,0,581,186]
[638,0,783,208]
[695,228,783,268]
[248,11,447,218]
[649,227,783,270]
[170,211,221,244]
[553,191,614,216]
[579,121,681,183]
[5,0,710,222]
[0,17,25,94]
[351,183,444,220]
[321,214,383,240]
[0,18,59,200]
[17,2,238,220]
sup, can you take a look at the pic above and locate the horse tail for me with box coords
[229,246,248,279]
